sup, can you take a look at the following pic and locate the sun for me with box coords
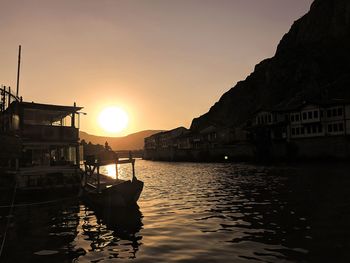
[98,107,129,133]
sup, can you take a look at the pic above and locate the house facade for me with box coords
[252,101,350,140]
[144,125,252,161]
[250,100,350,159]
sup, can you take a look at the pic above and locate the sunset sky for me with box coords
[0,0,313,136]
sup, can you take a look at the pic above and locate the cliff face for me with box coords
[191,0,350,131]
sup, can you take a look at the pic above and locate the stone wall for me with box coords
[291,136,350,160]
[144,143,255,162]
[145,136,350,162]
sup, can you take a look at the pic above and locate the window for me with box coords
[320,110,324,118]
[338,108,343,116]
[296,115,300,121]
[327,110,332,118]
[318,125,323,133]
[301,127,305,134]
[339,123,344,131]
[312,125,317,133]
[296,127,300,135]
[268,115,272,123]
[333,123,338,132]
[314,111,318,118]
[328,124,332,132]
[291,115,295,122]
[264,115,267,124]
[308,111,312,119]
[291,128,295,135]
[307,126,311,134]
[303,112,307,120]
[333,108,337,117]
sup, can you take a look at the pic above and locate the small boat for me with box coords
[82,156,144,208]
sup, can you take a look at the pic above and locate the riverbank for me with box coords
[144,136,350,163]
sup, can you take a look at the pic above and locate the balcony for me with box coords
[22,124,79,142]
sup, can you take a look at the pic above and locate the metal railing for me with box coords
[0,85,21,112]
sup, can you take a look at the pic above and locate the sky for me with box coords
[0,0,313,136]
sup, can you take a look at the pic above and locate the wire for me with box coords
[0,196,79,209]
[0,180,17,258]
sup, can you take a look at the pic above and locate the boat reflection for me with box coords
[77,204,143,260]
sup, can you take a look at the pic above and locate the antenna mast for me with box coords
[16,45,21,98]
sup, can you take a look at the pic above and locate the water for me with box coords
[1,161,350,262]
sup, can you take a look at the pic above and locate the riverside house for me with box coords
[250,99,350,159]
[144,125,252,161]
[251,100,350,140]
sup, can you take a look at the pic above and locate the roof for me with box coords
[276,98,350,112]
[254,98,350,115]
[147,126,188,139]
[19,101,83,112]
[4,101,83,113]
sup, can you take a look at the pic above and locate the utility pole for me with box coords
[16,45,21,98]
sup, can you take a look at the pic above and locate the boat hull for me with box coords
[83,179,144,208]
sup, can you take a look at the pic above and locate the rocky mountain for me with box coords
[79,130,164,150]
[191,0,350,131]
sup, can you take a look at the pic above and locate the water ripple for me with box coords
[2,161,350,262]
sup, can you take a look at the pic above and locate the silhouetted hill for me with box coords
[191,0,350,131]
[79,130,164,150]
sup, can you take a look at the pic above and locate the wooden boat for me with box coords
[82,156,143,208]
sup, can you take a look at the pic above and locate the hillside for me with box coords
[191,0,350,131]
[79,130,164,150]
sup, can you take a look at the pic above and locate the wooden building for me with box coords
[1,85,84,191]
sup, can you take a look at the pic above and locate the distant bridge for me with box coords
[114,150,144,159]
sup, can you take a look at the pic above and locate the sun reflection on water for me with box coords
[101,163,133,180]
[105,164,117,179]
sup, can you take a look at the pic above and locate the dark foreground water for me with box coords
[1,161,350,262]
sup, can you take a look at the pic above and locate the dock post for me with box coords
[115,156,119,179]
[72,102,76,127]
[8,86,11,107]
[84,163,88,186]
[97,164,101,193]
[132,159,136,181]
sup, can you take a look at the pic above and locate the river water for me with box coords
[1,161,350,262]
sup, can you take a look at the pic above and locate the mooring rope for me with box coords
[0,180,17,258]
[0,184,81,258]
[0,196,80,209]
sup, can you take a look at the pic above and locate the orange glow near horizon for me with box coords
[0,1,313,136]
